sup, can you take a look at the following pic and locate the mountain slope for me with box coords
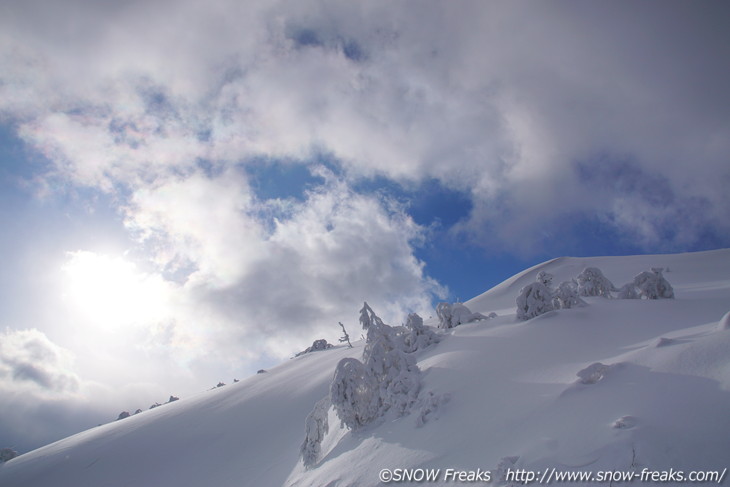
[1,249,729,487]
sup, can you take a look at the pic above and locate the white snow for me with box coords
[1,249,729,486]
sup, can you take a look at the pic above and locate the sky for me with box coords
[0,0,729,453]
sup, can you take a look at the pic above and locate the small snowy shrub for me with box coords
[633,268,674,299]
[516,282,554,320]
[117,411,131,420]
[576,267,615,297]
[300,397,330,468]
[167,395,179,403]
[1,448,17,463]
[436,302,487,329]
[552,280,586,310]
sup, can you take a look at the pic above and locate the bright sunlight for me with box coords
[61,251,172,332]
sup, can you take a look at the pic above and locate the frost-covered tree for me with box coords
[117,411,130,420]
[552,280,586,309]
[338,322,353,348]
[359,301,385,338]
[633,268,674,299]
[536,270,554,288]
[1,448,17,463]
[616,282,639,299]
[331,304,423,429]
[516,282,554,320]
[402,313,440,352]
[300,397,330,468]
[303,304,438,465]
[436,302,487,329]
[576,267,615,297]
[362,326,421,417]
[330,357,380,430]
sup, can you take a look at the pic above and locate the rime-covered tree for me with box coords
[536,270,554,288]
[300,397,331,468]
[633,268,674,299]
[552,280,586,309]
[436,302,487,329]
[616,282,639,299]
[516,282,554,320]
[330,357,380,430]
[338,322,353,348]
[359,301,385,340]
[576,267,615,297]
[402,313,439,352]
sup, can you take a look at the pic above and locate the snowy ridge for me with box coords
[1,249,729,487]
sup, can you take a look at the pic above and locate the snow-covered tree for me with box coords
[402,313,439,352]
[359,302,385,338]
[1,448,17,463]
[330,304,424,429]
[305,303,431,466]
[552,280,586,309]
[330,357,380,430]
[616,282,639,299]
[362,325,422,417]
[338,322,353,348]
[436,302,487,329]
[117,411,130,420]
[576,267,615,297]
[516,282,554,320]
[633,268,674,299]
[300,397,330,468]
[536,270,554,287]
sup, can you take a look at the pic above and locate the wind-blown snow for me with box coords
[1,249,729,486]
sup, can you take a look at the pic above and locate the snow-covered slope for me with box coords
[1,249,729,487]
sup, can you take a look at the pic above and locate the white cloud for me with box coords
[124,167,444,361]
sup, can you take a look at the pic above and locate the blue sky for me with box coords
[1,0,729,453]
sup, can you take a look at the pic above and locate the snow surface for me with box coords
[1,249,729,486]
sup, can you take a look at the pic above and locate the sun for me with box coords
[61,251,171,331]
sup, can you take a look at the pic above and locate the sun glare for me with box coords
[61,251,171,331]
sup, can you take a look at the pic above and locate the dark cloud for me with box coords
[0,329,80,393]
